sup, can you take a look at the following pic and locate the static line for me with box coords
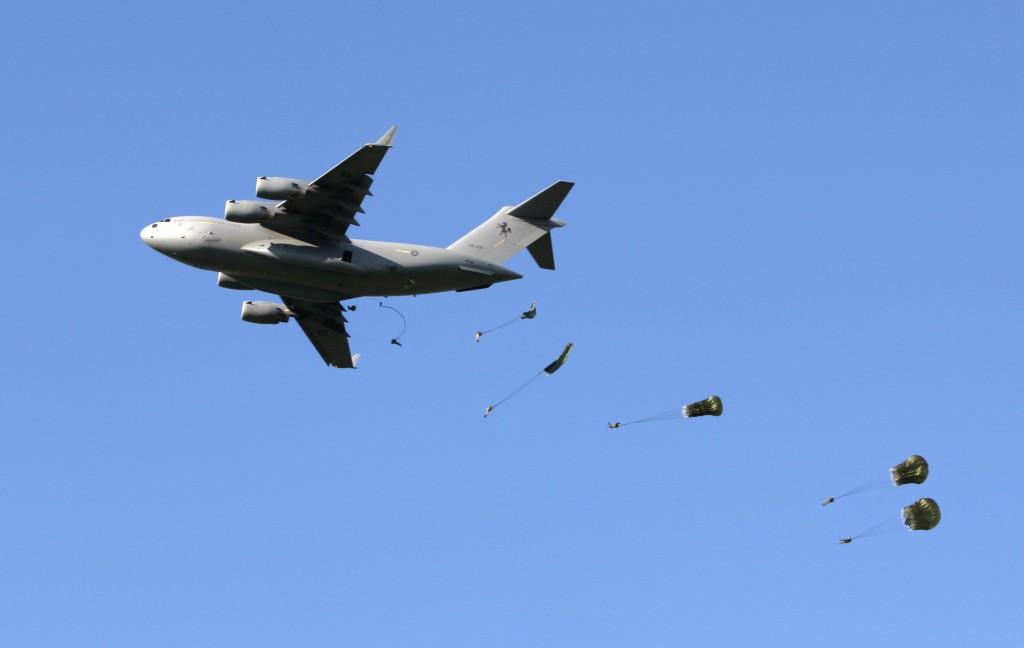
[609,408,682,428]
[378,301,407,346]
[484,371,545,417]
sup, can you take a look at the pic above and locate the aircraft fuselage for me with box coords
[140,216,522,302]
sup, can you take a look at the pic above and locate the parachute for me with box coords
[543,342,573,374]
[484,342,573,417]
[683,395,724,418]
[824,454,930,505]
[902,498,941,531]
[607,394,724,428]
[891,455,929,486]
[378,301,407,346]
[475,302,537,342]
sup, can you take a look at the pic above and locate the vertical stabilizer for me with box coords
[448,181,572,269]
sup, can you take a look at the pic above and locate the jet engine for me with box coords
[256,176,311,200]
[218,273,251,290]
[224,199,281,223]
[241,300,292,324]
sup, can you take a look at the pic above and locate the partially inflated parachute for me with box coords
[902,498,941,531]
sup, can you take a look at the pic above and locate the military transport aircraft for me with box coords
[141,127,573,368]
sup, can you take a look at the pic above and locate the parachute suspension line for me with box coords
[852,515,900,540]
[490,370,545,410]
[378,301,407,346]
[483,368,548,413]
[476,315,519,340]
[618,408,681,427]
[834,474,889,500]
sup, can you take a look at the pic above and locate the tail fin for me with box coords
[448,181,573,270]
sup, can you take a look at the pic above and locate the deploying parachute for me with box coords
[902,498,941,531]
[475,302,537,342]
[543,342,573,374]
[823,454,929,505]
[607,394,724,428]
[891,455,929,486]
[484,342,573,417]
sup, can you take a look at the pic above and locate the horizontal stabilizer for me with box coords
[508,181,574,221]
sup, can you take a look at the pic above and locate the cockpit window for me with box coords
[151,224,158,228]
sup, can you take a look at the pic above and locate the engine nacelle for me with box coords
[218,273,251,290]
[224,199,280,223]
[241,300,292,324]
[256,176,311,200]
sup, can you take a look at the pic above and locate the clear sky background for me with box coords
[2,2,1021,646]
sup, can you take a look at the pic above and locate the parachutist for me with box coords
[484,405,495,418]
[607,422,622,429]
[475,331,483,342]
[390,338,402,347]
[838,537,853,545]
[521,302,537,319]
[347,305,357,312]
[822,497,835,506]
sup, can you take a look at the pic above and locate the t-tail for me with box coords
[447,181,573,270]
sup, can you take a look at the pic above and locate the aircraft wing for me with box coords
[281,298,357,368]
[264,126,397,243]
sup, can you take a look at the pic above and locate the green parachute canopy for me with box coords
[543,343,573,375]
[891,455,929,486]
[682,395,723,418]
[902,498,941,531]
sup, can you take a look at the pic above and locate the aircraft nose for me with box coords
[140,223,158,248]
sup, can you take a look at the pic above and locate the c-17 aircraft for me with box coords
[141,127,573,368]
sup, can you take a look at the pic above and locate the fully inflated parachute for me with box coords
[902,498,941,531]
[683,395,723,418]
[891,455,929,486]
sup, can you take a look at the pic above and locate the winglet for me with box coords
[375,126,398,146]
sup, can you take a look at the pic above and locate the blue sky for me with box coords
[2,2,1022,645]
